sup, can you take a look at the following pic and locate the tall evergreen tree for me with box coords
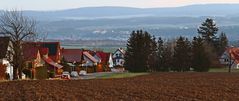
[192,37,210,72]
[173,36,191,72]
[156,37,165,71]
[197,18,219,47]
[218,32,228,55]
[161,41,173,71]
[125,30,155,72]
[148,36,158,71]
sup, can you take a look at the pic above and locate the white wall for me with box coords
[113,50,125,67]
[1,59,13,80]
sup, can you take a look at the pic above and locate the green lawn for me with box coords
[96,72,149,79]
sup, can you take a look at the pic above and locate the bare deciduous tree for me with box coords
[0,10,37,80]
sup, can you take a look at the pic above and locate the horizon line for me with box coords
[0,3,239,12]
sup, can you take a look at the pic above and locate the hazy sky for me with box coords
[1,0,239,11]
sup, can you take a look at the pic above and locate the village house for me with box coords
[61,49,83,72]
[38,42,62,63]
[112,48,125,67]
[0,37,13,80]
[62,49,83,63]
[220,47,239,69]
[95,51,113,72]
[82,51,98,67]
[62,49,113,72]
[23,42,63,78]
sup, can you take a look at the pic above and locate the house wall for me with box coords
[113,50,125,67]
[236,64,239,69]
[219,51,229,65]
[0,59,13,80]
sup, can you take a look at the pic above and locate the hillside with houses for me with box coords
[0,38,126,80]
[1,2,239,100]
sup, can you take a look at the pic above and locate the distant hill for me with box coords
[14,4,239,21]
[1,4,239,41]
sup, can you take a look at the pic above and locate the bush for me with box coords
[35,66,48,80]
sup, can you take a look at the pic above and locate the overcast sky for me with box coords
[1,0,239,11]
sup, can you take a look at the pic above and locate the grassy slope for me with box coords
[96,72,149,79]
[209,67,239,72]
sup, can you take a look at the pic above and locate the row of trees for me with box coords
[125,18,228,72]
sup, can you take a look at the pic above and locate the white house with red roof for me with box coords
[220,47,239,69]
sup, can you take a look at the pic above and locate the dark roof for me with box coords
[0,37,10,59]
[113,48,125,55]
[39,42,60,56]
[62,49,83,63]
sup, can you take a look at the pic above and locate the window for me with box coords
[225,59,229,62]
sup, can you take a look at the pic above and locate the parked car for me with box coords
[61,71,70,80]
[71,71,79,77]
[79,70,87,76]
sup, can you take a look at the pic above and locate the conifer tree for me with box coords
[160,41,174,72]
[192,37,210,72]
[218,32,228,55]
[156,37,164,71]
[125,30,156,72]
[197,18,219,46]
[173,36,191,72]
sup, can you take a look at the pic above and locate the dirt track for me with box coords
[0,73,239,101]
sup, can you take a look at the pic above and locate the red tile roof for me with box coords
[227,47,239,64]
[96,51,110,65]
[23,42,61,62]
[43,56,63,69]
[39,48,49,55]
[62,49,83,63]
[23,43,39,61]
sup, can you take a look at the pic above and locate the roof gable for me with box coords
[83,51,98,63]
[113,48,125,55]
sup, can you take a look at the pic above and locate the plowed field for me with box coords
[0,73,239,101]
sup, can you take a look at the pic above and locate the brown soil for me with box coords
[0,73,239,101]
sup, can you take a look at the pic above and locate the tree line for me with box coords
[125,18,228,72]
